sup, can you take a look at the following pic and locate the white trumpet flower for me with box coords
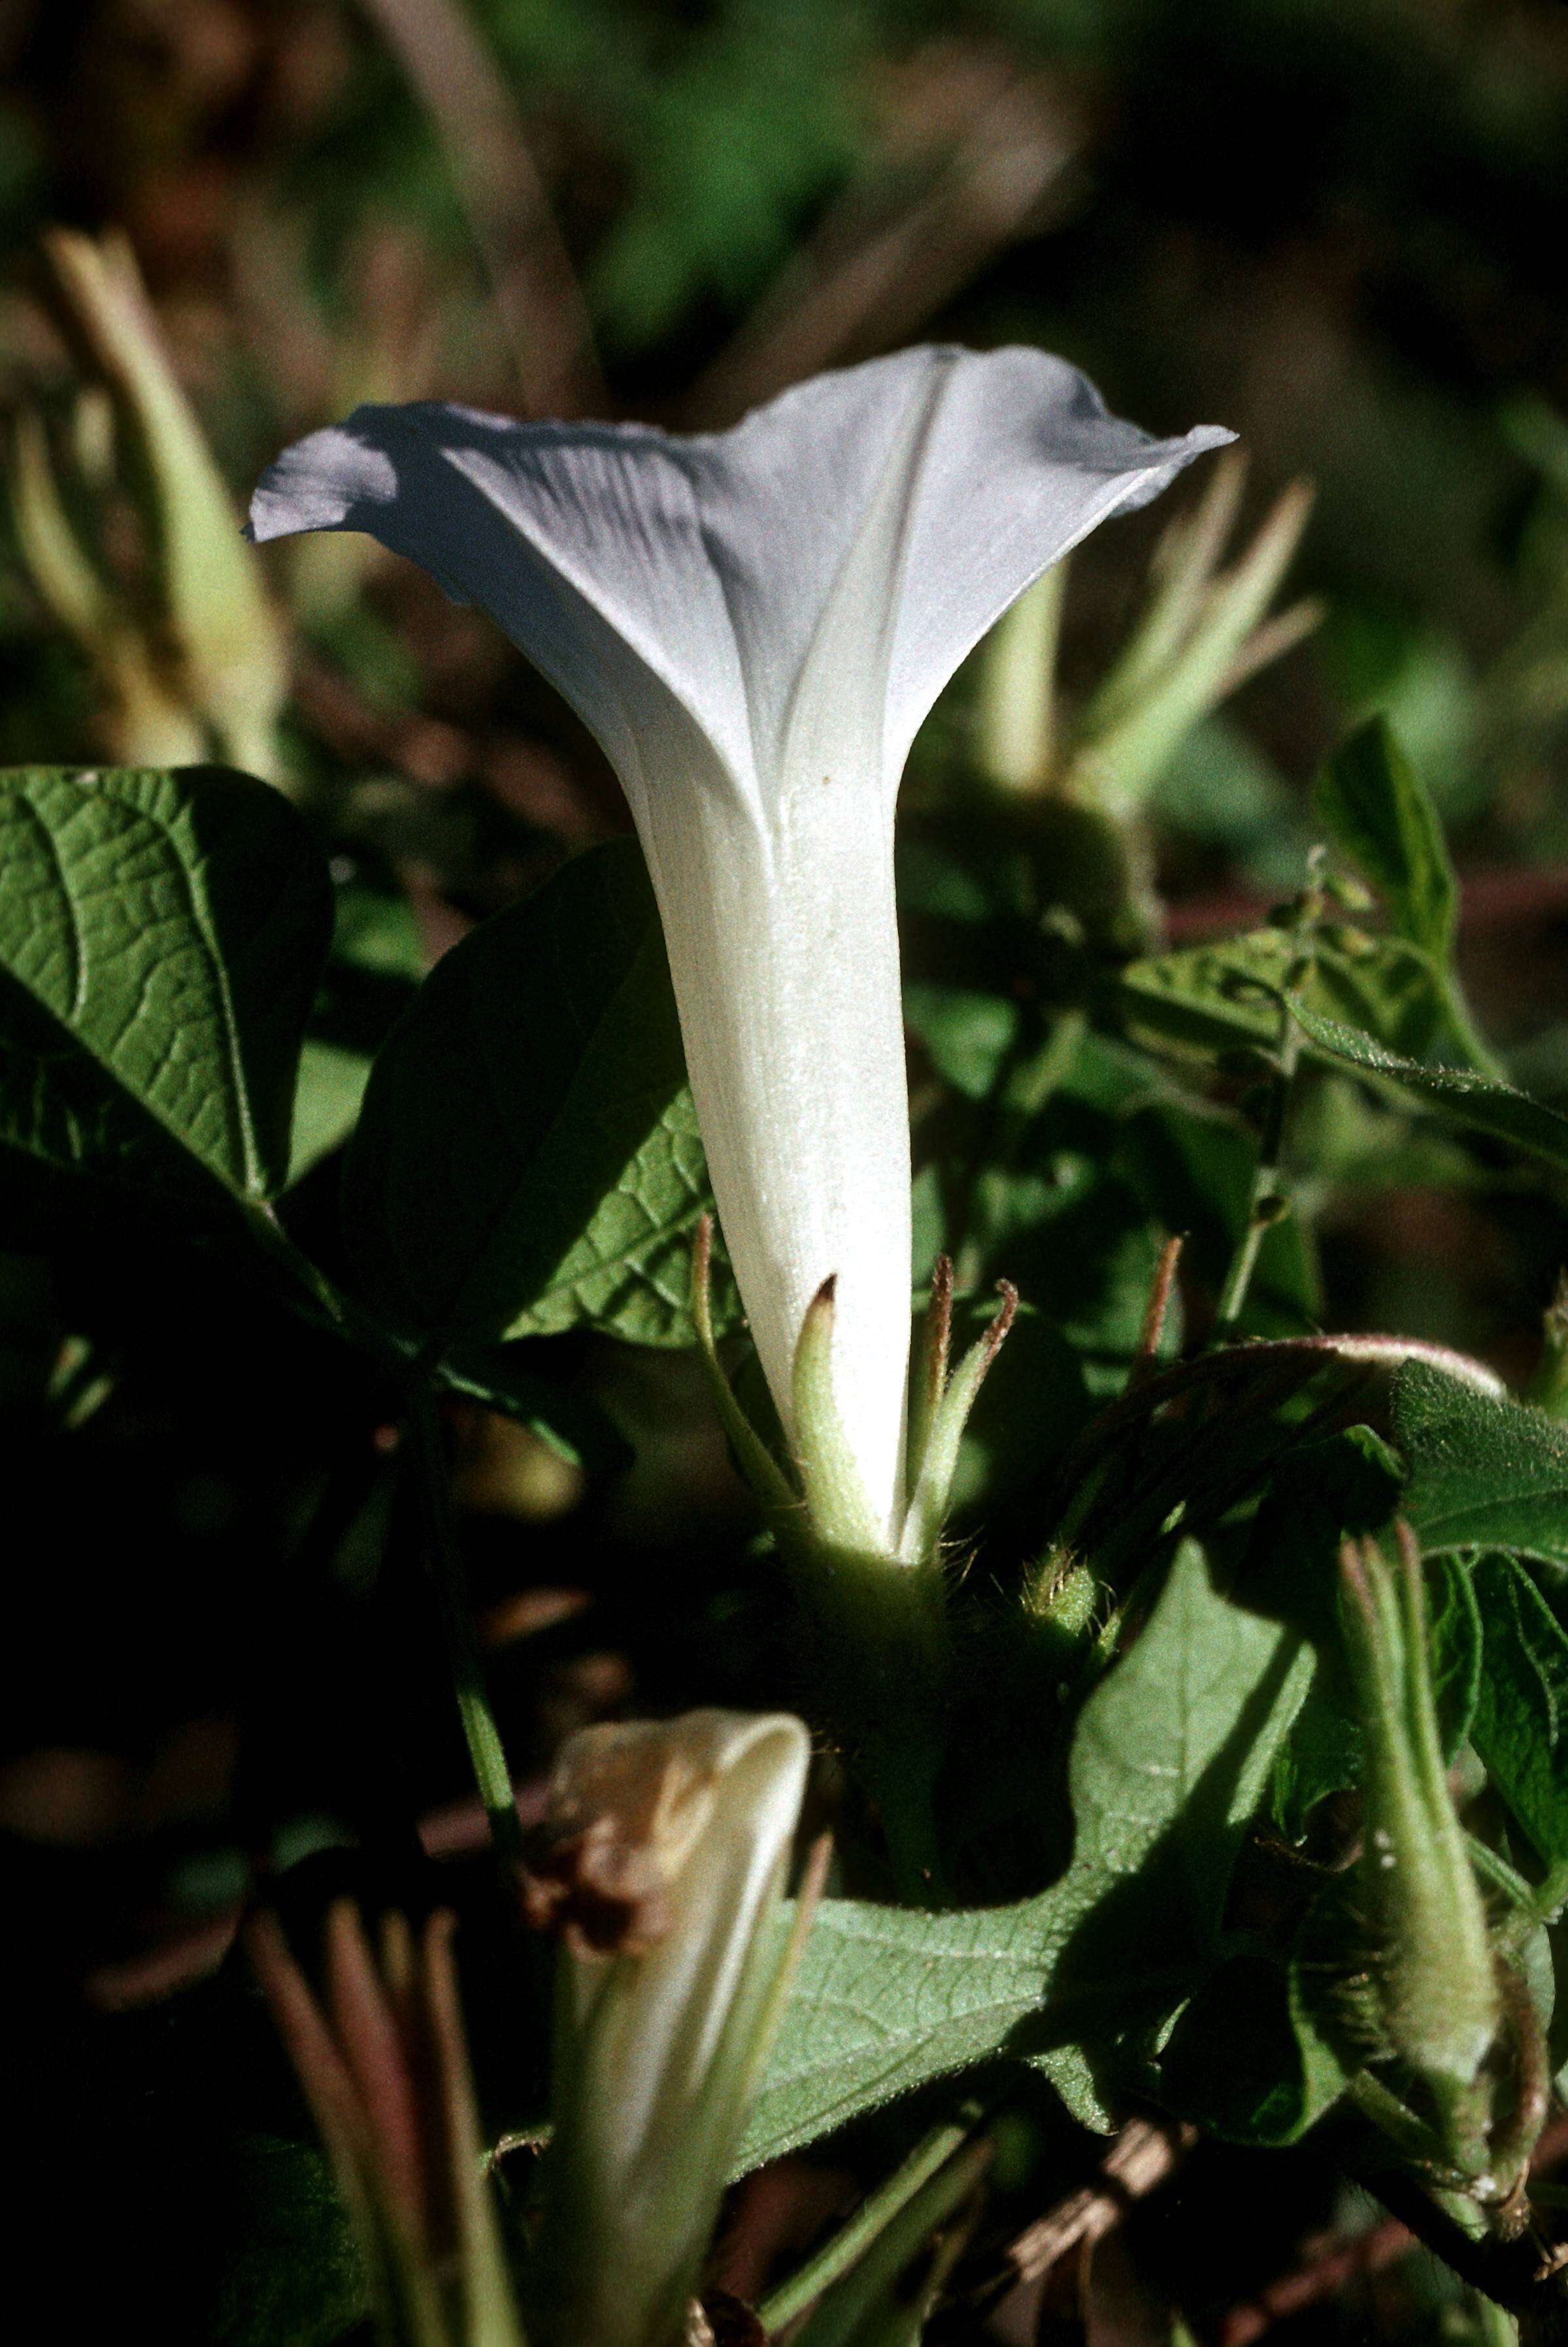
[250,349,1229,1540]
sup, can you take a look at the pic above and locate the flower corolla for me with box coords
[251,350,1229,1537]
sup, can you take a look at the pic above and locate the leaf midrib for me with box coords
[0,780,265,1196]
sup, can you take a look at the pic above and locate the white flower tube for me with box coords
[251,350,1229,1539]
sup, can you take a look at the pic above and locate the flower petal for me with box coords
[250,403,756,824]
[879,346,1235,787]
[248,352,1230,815]
[249,386,935,1529]
[646,768,912,1535]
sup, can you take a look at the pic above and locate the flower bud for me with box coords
[522,1708,812,2347]
[1340,1528,1500,2138]
[7,402,208,767]
[46,229,290,782]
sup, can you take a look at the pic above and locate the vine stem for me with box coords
[244,1199,414,1366]
[1350,2156,1568,2322]
[1211,904,1316,1342]
[407,1378,527,1873]
[242,1206,530,1873]
[757,2105,986,2331]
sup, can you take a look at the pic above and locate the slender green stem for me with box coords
[407,1380,526,1872]
[977,561,1067,791]
[1442,975,1510,1086]
[1212,1040,1299,1338]
[244,1199,411,1364]
[758,2108,983,2332]
[1347,2071,1466,2181]
[1211,904,1318,1342]
[1355,2157,1563,2316]
[1530,1856,1568,1924]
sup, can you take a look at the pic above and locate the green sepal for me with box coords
[899,1282,1017,1565]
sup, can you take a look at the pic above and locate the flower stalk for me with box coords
[408,1381,527,1874]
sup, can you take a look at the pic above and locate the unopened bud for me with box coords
[7,404,207,766]
[45,229,290,783]
[1022,1550,1097,1675]
[1340,1528,1499,2142]
[524,1709,813,2347]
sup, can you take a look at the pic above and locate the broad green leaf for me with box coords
[1290,1074,1478,1195]
[288,882,425,1184]
[1263,1552,1482,1833]
[345,841,740,1350]
[920,1040,1184,1397]
[1269,1678,1360,1842]
[1290,1003,1568,1174]
[896,822,1035,1099]
[1427,1550,1484,1756]
[1250,1424,1406,1839]
[1314,718,1456,963]
[0,764,330,1203]
[1119,921,1448,1067]
[1397,1363,1568,1567]
[742,1544,1310,2167]
[1470,1554,1568,1863]
[1154,1952,1346,2146]
[289,1039,372,1187]
[1248,1424,1405,1644]
[946,1299,1090,1521]
[903,981,1021,1101]
[920,1042,1188,1399]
